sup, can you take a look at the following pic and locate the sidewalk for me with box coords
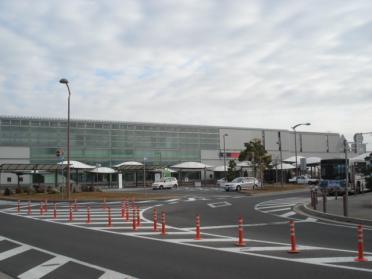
[299,191,372,226]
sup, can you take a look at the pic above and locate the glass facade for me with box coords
[0,116,219,166]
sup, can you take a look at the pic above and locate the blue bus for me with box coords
[320,158,367,193]
[319,159,347,193]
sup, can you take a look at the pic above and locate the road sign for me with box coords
[56,148,64,157]
[300,158,307,171]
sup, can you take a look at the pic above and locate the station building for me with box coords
[0,115,365,186]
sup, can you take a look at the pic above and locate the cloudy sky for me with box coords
[0,0,371,147]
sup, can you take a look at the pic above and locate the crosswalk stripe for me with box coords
[18,255,70,279]
[0,245,31,261]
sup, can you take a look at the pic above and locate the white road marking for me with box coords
[207,201,231,208]
[297,256,372,264]
[3,201,372,274]
[0,245,30,261]
[18,255,70,279]
[165,199,179,203]
[0,235,137,279]
[240,246,319,252]
[279,211,296,218]
[261,207,291,213]
[257,204,295,210]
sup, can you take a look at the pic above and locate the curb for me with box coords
[297,203,372,227]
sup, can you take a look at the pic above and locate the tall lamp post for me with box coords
[59,78,71,200]
[223,133,228,181]
[291,123,311,177]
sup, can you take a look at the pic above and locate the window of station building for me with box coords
[40,121,50,127]
[76,122,85,128]
[7,177,11,183]
[120,124,127,129]
[112,123,120,129]
[10,119,20,126]
[30,121,40,127]
[60,122,67,127]
[0,119,10,125]
[95,123,103,129]
[20,120,30,126]
[19,177,23,182]
[50,121,59,127]
[102,123,110,129]
[86,122,94,128]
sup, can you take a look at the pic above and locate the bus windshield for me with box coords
[321,161,346,180]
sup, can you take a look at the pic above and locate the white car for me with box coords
[217,178,227,187]
[224,177,261,192]
[152,177,178,190]
[288,175,319,185]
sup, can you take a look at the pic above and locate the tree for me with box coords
[238,138,272,186]
[226,160,237,182]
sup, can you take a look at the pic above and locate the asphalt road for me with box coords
[0,187,372,278]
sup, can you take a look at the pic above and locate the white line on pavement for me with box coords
[279,211,297,218]
[18,255,70,279]
[261,207,291,213]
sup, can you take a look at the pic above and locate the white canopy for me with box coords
[273,163,296,170]
[114,161,143,167]
[236,161,252,167]
[213,165,229,172]
[283,156,305,163]
[171,162,212,169]
[350,152,372,162]
[58,160,95,169]
[89,167,116,174]
[306,157,322,165]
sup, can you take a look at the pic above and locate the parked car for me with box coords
[288,175,318,185]
[224,177,261,192]
[152,177,178,190]
[217,178,227,187]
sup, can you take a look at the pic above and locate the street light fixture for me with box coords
[291,122,311,177]
[59,78,71,200]
[223,133,228,181]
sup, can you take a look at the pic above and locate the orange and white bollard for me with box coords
[16,200,20,214]
[27,201,32,215]
[53,203,57,219]
[161,212,166,236]
[107,207,112,227]
[195,215,202,240]
[68,205,73,222]
[136,206,140,227]
[132,207,137,231]
[40,202,44,216]
[153,208,158,232]
[355,224,368,262]
[235,216,246,246]
[288,221,299,253]
[121,202,125,218]
[125,201,129,221]
[74,199,78,212]
[44,199,48,212]
[86,206,91,224]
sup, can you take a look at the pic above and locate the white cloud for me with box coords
[0,0,372,148]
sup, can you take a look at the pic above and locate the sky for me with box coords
[0,0,371,148]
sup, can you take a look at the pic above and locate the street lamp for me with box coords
[59,78,71,200]
[223,133,228,181]
[291,122,311,177]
